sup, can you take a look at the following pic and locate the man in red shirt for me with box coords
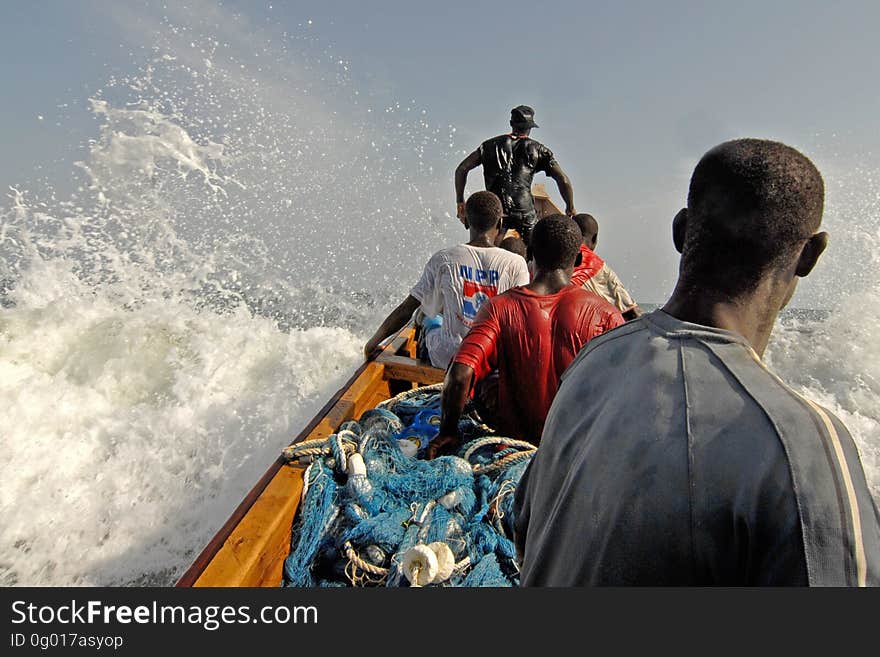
[427,215,624,456]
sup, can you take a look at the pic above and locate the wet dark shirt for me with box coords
[478,135,557,217]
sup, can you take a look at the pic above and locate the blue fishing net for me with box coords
[282,387,534,587]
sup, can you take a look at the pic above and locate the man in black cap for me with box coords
[455,105,576,248]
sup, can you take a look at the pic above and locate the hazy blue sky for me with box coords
[3,0,879,305]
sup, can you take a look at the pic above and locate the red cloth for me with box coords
[453,285,624,445]
[570,244,605,288]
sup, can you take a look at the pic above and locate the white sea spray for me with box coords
[0,11,456,586]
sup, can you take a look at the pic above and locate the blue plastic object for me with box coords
[393,407,441,453]
[421,315,443,332]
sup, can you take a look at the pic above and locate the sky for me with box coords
[2,0,879,306]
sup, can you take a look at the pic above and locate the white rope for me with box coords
[282,446,323,461]
[343,541,390,581]
[462,436,536,462]
[300,462,314,503]
[453,556,471,573]
[282,436,333,460]
[377,383,444,409]
[283,434,359,463]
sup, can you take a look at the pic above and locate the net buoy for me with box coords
[346,453,373,500]
[347,452,367,477]
[401,544,439,587]
[428,542,456,583]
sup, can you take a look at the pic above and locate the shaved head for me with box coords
[465,191,503,231]
[531,215,582,270]
[573,213,599,248]
[681,138,824,297]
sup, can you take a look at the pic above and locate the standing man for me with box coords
[514,138,880,586]
[455,106,576,249]
[363,191,529,369]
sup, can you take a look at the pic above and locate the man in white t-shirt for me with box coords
[364,191,530,369]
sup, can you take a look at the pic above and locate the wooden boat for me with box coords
[530,183,565,220]
[175,186,563,587]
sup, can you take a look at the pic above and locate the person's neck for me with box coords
[466,232,496,248]
[661,278,782,357]
[526,269,571,295]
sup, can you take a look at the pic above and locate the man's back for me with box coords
[454,286,623,444]
[410,243,529,368]
[479,135,556,217]
[514,310,880,585]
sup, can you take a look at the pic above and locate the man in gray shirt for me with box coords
[514,138,880,586]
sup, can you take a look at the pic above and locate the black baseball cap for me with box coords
[510,105,539,128]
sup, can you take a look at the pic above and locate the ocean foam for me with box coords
[0,14,450,585]
[768,294,880,502]
[0,260,362,585]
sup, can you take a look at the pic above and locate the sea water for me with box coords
[1,16,878,586]
[0,18,456,586]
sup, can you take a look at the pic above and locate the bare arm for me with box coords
[427,362,475,459]
[455,149,482,221]
[547,160,575,215]
[363,295,420,359]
